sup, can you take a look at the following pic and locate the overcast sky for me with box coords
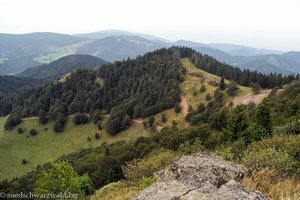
[1,0,299,51]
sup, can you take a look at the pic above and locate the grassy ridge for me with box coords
[0,116,149,180]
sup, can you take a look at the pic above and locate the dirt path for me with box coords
[180,94,189,117]
[232,90,271,106]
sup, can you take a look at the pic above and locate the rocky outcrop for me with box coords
[133,152,270,200]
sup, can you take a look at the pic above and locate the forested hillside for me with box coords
[18,54,107,82]
[0,75,41,116]
[5,48,185,134]
[6,47,298,133]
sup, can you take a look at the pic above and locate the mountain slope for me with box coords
[0,75,41,116]
[74,29,171,42]
[0,32,90,74]
[18,54,107,81]
[76,35,169,61]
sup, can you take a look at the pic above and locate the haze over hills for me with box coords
[0,30,299,75]
[18,54,107,82]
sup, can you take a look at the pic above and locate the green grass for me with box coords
[0,116,149,180]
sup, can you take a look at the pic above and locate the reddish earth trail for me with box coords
[180,94,189,117]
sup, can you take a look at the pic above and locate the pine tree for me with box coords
[219,77,226,90]
[255,99,272,136]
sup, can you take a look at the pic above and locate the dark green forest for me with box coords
[18,54,107,82]
[5,48,185,134]
[0,75,41,116]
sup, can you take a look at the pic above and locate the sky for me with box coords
[1,0,299,51]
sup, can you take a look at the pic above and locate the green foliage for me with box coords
[122,150,175,185]
[29,129,38,136]
[34,161,94,196]
[242,148,298,176]
[161,113,167,123]
[17,127,24,134]
[219,77,226,90]
[215,147,234,161]
[242,123,268,143]
[255,99,272,135]
[174,103,182,114]
[73,113,89,125]
[38,109,48,124]
[200,84,207,93]
[251,83,261,94]
[177,138,205,155]
[273,120,300,135]
[148,116,155,127]
[246,135,300,162]
[205,94,212,101]
[226,82,239,96]
[227,105,248,141]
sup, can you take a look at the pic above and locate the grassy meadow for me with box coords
[0,116,149,180]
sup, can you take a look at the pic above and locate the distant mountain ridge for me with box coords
[18,54,107,82]
[0,30,299,75]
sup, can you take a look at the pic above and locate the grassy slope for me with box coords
[0,116,149,180]
[154,58,252,129]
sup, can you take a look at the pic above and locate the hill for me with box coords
[1,31,299,75]
[74,29,171,42]
[0,75,42,116]
[0,32,91,74]
[1,47,299,199]
[18,54,107,81]
[76,35,169,62]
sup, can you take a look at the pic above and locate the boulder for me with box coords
[133,152,270,200]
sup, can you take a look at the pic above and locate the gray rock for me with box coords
[133,152,270,200]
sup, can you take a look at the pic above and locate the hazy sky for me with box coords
[1,0,299,51]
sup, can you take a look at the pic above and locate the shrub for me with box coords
[226,82,238,96]
[161,114,167,123]
[246,135,300,161]
[22,159,28,165]
[200,84,207,93]
[273,120,300,135]
[242,148,298,176]
[29,129,38,136]
[148,116,155,127]
[178,138,205,155]
[206,94,212,101]
[95,133,100,140]
[73,113,89,125]
[251,83,261,94]
[174,103,182,113]
[17,127,24,134]
[122,150,175,185]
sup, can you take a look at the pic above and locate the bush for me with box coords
[122,150,175,185]
[95,133,100,140]
[17,127,24,134]
[29,129,38,136]
[22,159,28,165]
[200,84,207,93]
[161,114,167,123]
[246,135,300,162]
[251,83,261,94]
[174,103,182,113]
[273,120,300,135]
[205,94,212,101]
[73,113,89,125]
[226,82,238,96]
[242,148,298,176]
